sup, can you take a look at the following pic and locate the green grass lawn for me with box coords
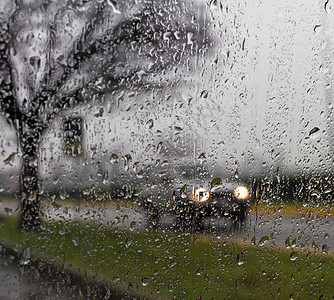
[0,217,333,299]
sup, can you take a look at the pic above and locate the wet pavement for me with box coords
[0,251,79,299]
[238,212,333,251]
[1,198,334,252]
[0,246,130,300]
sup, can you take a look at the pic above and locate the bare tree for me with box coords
[0,0,209,230]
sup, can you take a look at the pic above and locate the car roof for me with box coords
[210,182,241,193]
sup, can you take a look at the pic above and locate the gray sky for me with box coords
[0,0,333,187]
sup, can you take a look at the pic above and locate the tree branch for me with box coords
[30,1,109,118]
[42,1,108,94]
[45,61,180,124]
[0,16,25,128]
[37,1,208,122]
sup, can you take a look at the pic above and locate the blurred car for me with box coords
[141,179,251,230]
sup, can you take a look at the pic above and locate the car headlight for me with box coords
[234,186,249,200]
[191,187,210,202]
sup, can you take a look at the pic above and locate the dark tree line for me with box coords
[251,172,334,204]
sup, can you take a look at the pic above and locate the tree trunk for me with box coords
[19,128,42,231]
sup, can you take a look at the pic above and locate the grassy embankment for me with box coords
[0,217,333,299]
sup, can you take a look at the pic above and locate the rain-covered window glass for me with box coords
[0,0,333,299]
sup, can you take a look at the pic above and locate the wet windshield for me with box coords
[0,0,333,299]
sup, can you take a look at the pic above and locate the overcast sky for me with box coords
[1,0,333,186]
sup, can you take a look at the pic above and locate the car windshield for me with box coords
[0,0,333,299]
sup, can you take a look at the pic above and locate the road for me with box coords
[0,249,130,300]
[1,199,333,252]
[237,212,333,252]
[0,251,87,300]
